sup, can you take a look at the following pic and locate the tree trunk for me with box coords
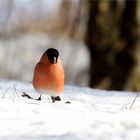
[85,0,138,90]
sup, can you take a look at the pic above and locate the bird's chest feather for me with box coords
[38,63,64,82]
[46,65,63,77]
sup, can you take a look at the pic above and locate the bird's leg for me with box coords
[51,96,61,103]
[51,96,55,103]
[36,94,42,101]
[55,96,61,101]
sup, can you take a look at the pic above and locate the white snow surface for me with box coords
[0,80,140,140]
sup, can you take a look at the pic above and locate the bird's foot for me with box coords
[36,94,42,101]
[51,96,61,103]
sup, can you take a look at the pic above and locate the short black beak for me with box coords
[51,57,57,64]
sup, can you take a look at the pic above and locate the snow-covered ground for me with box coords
[0,80,140,140]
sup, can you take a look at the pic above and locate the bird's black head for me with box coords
[45,48,59,64]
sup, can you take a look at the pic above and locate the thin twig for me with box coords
[13,85,19,98]
[22,92,41,101]
[121,101,130,110]
[22,92,33,99]
[0,86,4,96]
[129,92,140,110]
[2,86,10,99]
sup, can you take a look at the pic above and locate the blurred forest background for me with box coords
[0,0,140,91]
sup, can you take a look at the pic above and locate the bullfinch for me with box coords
[32,48,64,102]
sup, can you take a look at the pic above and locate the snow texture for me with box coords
[0,80,140,140]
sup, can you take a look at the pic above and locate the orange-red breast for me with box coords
[32,48,64,102]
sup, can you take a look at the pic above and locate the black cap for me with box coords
[45,48,59,64]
